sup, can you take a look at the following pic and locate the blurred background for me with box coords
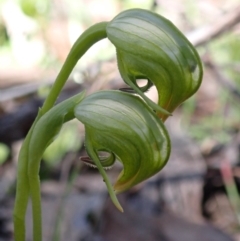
[1,0,240,240]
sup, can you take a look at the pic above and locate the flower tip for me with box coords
[118,205,124,213]
[112,196,124,212]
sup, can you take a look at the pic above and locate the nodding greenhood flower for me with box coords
[74,90,170,210]
[106,8,203,121]
[14,8,203,241]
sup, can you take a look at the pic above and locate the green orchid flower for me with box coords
[106,8,203,121]
[74,90,170,210]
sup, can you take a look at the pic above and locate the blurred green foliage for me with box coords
[0,20,8,45]
[224,35,240,89]
[0,143,9,164]
[19,0,50,18]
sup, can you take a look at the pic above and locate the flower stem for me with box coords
[41,21,108,114]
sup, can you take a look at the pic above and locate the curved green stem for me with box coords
[14,21,107,241]
[41,21,108,114]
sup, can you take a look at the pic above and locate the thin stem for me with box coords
[31,177,42,241]
[13,137,31,241]
[41,21,108,114]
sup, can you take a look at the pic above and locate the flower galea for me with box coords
[106,9,203,121]
[74,91,170,198]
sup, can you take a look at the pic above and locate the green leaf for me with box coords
[106,8,203,121]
